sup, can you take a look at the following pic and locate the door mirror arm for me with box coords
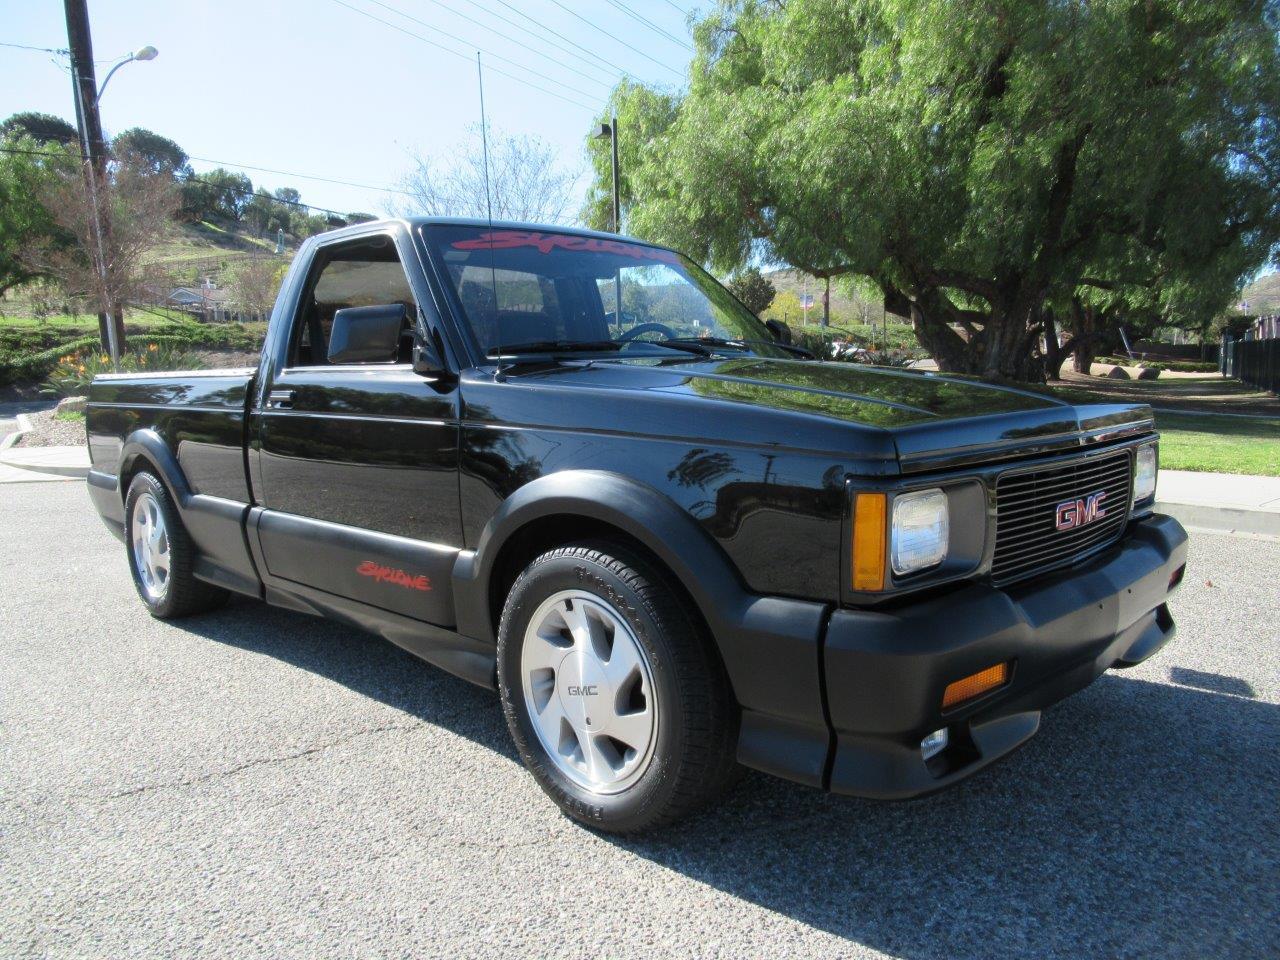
[412,326,454,381]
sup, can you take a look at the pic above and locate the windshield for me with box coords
[423,225,789,360]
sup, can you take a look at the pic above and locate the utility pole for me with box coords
[64,0,120,367]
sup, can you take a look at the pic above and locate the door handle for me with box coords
[267,389,295,410]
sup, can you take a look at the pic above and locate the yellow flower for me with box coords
[100,355,108,363]
[148,343,158,352]
[77,364,86,373]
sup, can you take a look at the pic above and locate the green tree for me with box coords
[598,0,1280,381]
[180,167,253,222]
[1,112,77,146]
[727,267,776,315]
[582,79,681,232]
[0,135,73,296]
[113,128,190,178]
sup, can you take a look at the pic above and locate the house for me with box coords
[166,281,235,322]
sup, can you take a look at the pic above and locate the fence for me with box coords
[1220,337,1279,393]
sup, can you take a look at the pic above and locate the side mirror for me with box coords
[764,318,792,344]
[328,304,406,364]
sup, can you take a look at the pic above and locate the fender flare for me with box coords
[117,429,194,504]
[454,470,747,641]
[451,470,830,738]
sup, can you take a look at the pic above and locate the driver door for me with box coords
[251,229,462,626]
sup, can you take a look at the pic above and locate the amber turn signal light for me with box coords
[942,662,1010,710]
[852,492,887,591]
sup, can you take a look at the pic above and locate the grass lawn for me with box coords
[0,309,188,331]
[1044,374,1280,476]
[1153,411,1280,476]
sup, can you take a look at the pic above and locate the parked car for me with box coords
[85,218,1187,832]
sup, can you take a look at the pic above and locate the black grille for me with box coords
[992,449,1133,586]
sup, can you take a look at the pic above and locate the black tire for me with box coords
[497,542,739,832]
[124,471,228,619]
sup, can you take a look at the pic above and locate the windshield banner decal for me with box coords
[450,229,679,264]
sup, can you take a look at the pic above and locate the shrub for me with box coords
[0,321,264,388]
[42,341,207,396]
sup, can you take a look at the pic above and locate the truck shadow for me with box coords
[183,597,1277,960]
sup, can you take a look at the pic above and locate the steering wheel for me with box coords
[617,322,678,343]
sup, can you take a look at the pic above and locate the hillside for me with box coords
[148,219,289,264]
[1239,271,1280,314]
[763,268,882,324]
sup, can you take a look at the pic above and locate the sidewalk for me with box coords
[1155,469,1280,539]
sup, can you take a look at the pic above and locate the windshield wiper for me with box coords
[487,339,623,357]
[663,336,815,359]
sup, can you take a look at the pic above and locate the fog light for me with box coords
[920,727,949,761]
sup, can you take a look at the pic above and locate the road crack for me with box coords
[102,720,427,800]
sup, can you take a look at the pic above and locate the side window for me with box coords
[287,236,417,367]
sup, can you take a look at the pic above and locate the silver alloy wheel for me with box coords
[520,589,657,794]
[130,491,171,601]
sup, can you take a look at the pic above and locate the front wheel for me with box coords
[497,543,739,832]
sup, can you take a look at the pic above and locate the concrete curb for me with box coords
[0,413,33,451]
[0,445,90,479]
[1155,500,1280,541]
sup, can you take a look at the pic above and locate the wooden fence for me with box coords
[1221,337,1279,394]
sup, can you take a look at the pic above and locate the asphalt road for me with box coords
[2,482,1277,960]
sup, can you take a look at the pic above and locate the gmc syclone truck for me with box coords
[86,219,1188,832]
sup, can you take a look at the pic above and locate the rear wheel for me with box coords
[124,472,228,619]
[497,543,739,832]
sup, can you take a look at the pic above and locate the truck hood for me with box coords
[494,356,1155,472]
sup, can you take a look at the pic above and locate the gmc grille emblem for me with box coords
[1056,490,1108,531]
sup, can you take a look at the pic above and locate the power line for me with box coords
[329,0,599,110]
[406,0,618,89]
[603,0,693,51]
[448,0,625,85]
[659,0,693,15]
[362,0,606,98]
[2,132,414,202]
[186,153,415,198]
[0,40,68,54]
[543,0,685,80]
[0,143,352,218]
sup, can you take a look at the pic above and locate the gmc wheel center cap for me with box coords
[557,651,610,732]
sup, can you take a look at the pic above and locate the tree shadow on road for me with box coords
[180,597,1278,959]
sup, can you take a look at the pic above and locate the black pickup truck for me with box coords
[87,218,1187,831]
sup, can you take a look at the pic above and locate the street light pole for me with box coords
[594,117,621,233]
[609,114,620,234]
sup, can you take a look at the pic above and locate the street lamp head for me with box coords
[132,45,158,61]
[593,122,613,140]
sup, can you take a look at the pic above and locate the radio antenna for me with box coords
[476,52,506,377]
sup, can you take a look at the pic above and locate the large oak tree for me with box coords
[588,0,1280,380]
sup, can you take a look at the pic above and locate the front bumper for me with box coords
[734,513,1187,798]
[823,513,1187,797]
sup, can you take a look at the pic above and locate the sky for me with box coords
[0,0,704,219]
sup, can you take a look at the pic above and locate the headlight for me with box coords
[1133,443,1158,504]
[891,488,949,575]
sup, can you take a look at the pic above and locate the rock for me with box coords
[1136,366,1161,380]
[55,396,87,414]
[1105,366,1131,380]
